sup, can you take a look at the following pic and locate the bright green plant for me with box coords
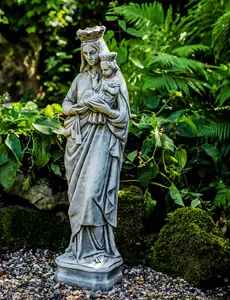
[0,93,65,190]
[106,1,230,229]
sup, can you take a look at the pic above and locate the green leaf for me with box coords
[160,134,174,152]
[169,184,185,207]
[51,163,62,177]
[51,103,63,113]
[154,128,161,147]
[127,27,143,37]
[0,156,18,190]
[144,189,157,217]
[23,101,38,111]
[138,160,159,187]
[5,134,22,163]
[32,117,64,135]
[44,105,54,117]
[141,137,154,156]
[175,149,187,170]
[53,148,63,162]
[0,144,8,166]
[127,150,137,162]
[33,136,51,169]
[202,143,221,164]
[118,20,126,31]
[22,176,31,191]
[143,93,160,109]
[191,198,201,207]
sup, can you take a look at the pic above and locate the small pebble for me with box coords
[0,249,229,299]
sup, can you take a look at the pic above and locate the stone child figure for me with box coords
[80,51,120,124]
[55,26,130,290]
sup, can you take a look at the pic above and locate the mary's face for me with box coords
[82,44,100,66]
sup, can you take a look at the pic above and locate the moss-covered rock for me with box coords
[152,207,230,286]
[0,185,145,265]
[0,206,70,252]
[116,185,145,265]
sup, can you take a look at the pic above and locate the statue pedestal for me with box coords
[55,252,123,291]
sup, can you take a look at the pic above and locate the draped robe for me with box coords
[62,71,129,264]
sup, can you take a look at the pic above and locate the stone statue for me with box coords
[55,26,130,291]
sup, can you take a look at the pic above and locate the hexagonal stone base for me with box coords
[55,253,123,291]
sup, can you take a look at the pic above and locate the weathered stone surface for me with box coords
[57,25,130,290]
[9,175,68,210]
[55,252,123,291]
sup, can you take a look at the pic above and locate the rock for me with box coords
[9,175,68,210]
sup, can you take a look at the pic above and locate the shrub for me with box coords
[0,206,70,252]
[152,207,230,286]
[116,186,145,264]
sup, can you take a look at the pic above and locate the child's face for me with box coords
[100,61,113,78]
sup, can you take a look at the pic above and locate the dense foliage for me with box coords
[0,93,65,191]
[106,0,230,233]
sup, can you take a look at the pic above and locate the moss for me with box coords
[0,206,70,252]
[152,207,230,286]
[0,185,145,265]
[116,185,145,265]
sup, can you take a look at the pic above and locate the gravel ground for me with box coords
[0,249,229,299]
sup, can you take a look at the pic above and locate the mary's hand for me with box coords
[65,106,78,116]
[90,102,119,118]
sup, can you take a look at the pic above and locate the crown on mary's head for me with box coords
[77,26,106,42]
[99,52,117,62]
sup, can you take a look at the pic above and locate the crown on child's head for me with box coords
[99,52,117,62]
[77,26,106,42]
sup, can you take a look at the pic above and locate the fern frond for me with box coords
[198,119,230,141]
[171,45,210,58]
[212,11,230,62]
[183,0,224,43]
[143,73,206,95]
[217,85,230,106]
[112,2,165,30]
[146,53,207,75]
[213,187,230,208]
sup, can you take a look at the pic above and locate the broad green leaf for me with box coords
[0,156,18,190]
[169,184,185,206]
[154,128,161,147]
[127,150,137,162]
[33,136,51,169]
[175,149,187,170]
[202,143,221,164]
[143,93,160,109]
[118,20,126,31]
[144,189,157,217]
[51,103,63,113]
[0,144,8,166]
[141,137,154,156]
[32,117,64,135]
[191,198,201,207]
[53,148,64,162]
[5,134,22,163]
[23,101,38,111]
[51,163,62,177]
[44,105,53,117]
[127,27,143,37]
[138,160,159,187]
[160,134,174,151]
[179,117,198,136]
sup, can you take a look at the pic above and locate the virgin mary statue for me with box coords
[56,25,129,277]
